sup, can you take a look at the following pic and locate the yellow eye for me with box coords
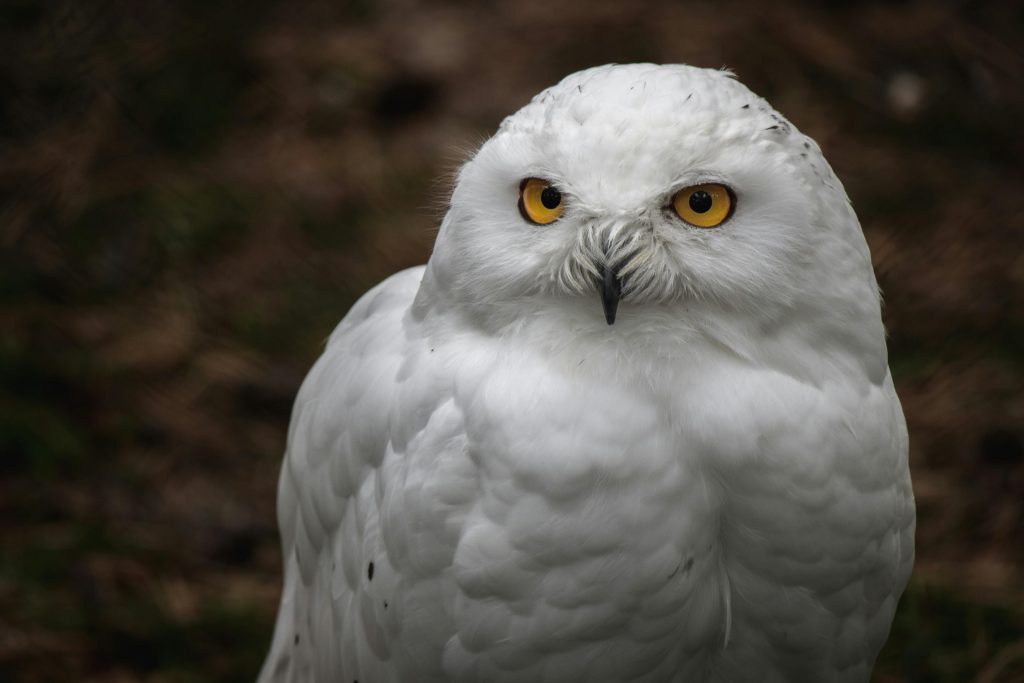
[518,178,564,225]
[671,183,733,228]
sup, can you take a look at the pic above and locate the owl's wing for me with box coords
[693,364,915,682]
[257,266,470,683]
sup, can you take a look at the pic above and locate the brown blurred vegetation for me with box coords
[1,1,1022,681]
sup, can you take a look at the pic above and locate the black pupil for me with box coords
[688,191,713,213]
[540,186,561,209]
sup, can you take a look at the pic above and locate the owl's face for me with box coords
[429,65,879,344]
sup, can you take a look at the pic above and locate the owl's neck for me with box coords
[413,262,889,391]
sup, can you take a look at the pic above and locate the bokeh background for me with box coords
[2,1,1023,681]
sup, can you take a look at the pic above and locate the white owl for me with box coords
[257,63,915,683]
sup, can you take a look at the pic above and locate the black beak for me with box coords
[599,261,622,325]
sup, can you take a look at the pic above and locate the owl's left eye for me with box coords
[519,178,564,225]
[671,183,734,228]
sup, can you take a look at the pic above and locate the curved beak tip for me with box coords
[602,296,618,325]
[599,264,622,326]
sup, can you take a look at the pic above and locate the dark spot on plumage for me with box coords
[803,141,810,149]
[384,600,388,609]
[577,85,582,93]
[800,152,807,158]
[294,634,299,645]
[667,558,695,580]
[741,104,750,109]
[767,116,791,134]
[367,561,374,581]
[764,125,779,131]
[686,92,693,102]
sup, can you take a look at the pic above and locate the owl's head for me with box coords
[423,64,884,373]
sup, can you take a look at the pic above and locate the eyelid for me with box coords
[665,175,731,201]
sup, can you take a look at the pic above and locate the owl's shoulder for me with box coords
[691,363,913,680]
[280,265,454,571]
[263,266,477,681]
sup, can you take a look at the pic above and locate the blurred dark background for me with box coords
[2,1,1022,681]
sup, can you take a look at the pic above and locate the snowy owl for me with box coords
[258,64,915,683]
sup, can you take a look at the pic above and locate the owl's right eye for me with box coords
[518,178,564,225]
